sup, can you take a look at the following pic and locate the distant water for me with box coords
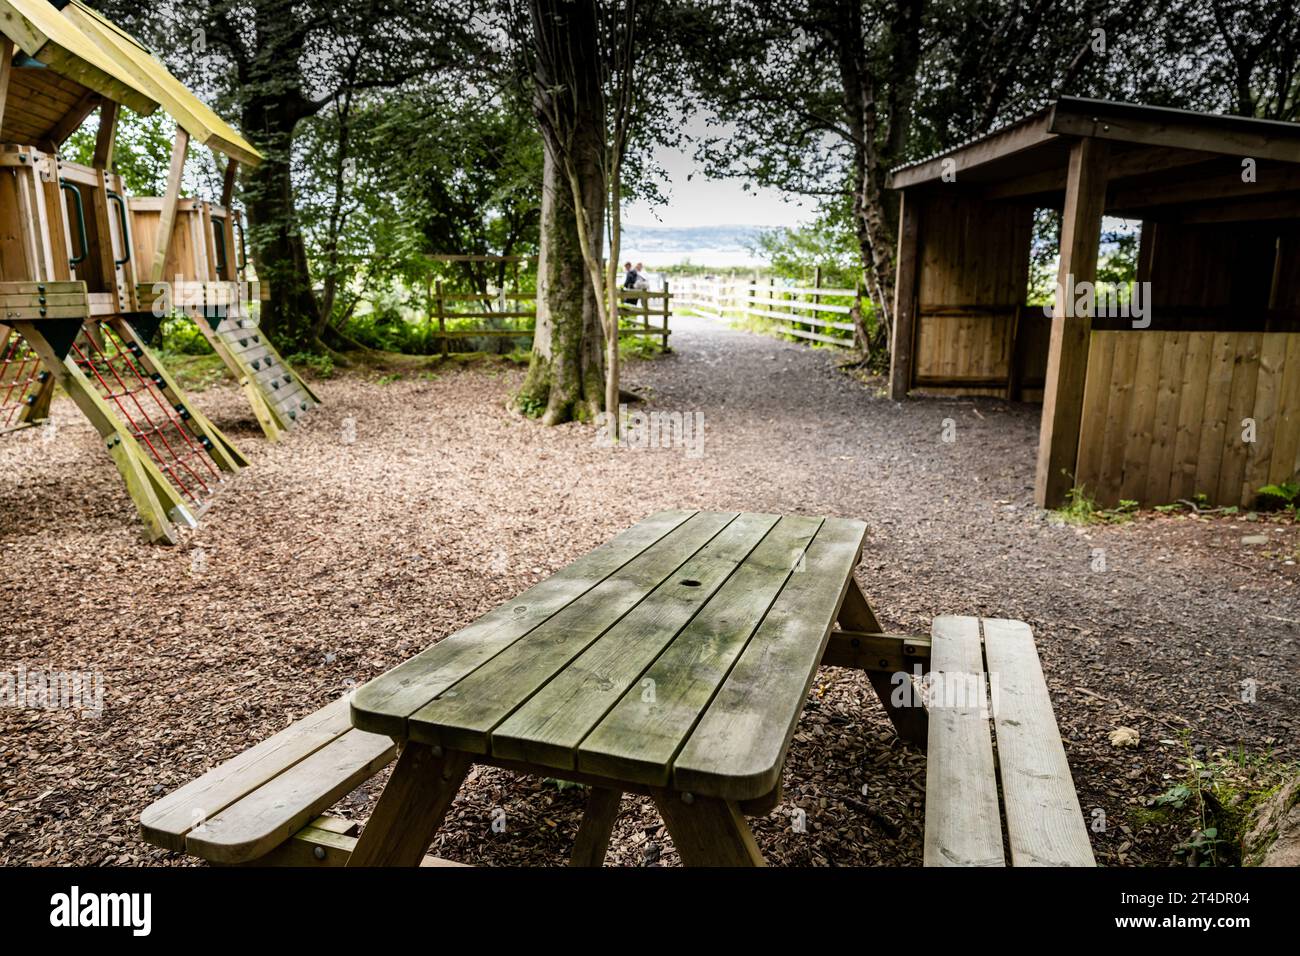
[619,223,770,268]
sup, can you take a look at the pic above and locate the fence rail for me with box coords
[670,273,861,348]
[427,282,672,355]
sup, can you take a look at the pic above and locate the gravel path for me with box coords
[1,314,1296,866]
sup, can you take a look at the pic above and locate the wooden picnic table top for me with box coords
[351,509,867,801]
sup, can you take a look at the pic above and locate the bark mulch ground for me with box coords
[1,314,1296,866]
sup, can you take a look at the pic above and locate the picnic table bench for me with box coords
[140,509,1094,866]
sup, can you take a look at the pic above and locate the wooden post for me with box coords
[93,101,118,170]
[221,160,239,208]
[0,38,13,130]
[661,279,670,352]
[219,160,239,283]
[435,279,448,358]
[151,126,190,283]
[809,265,822,338]
[889,191,921,400]
[1035,137,1110,509]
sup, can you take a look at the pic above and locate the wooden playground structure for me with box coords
[0,0,322,538]
[887,97,1300,509]
[0,0,313,542]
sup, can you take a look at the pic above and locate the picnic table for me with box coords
[346,509,913,867]
[141,508,1094,866]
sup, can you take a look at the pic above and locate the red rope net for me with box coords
[70,323,220,503]
[0,332,45,433]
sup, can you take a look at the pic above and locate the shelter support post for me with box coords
[889,191,921,400]
[1034,138,1109,509]
[0,37,13,129]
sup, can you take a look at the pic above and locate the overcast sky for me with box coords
[622,141,816,230]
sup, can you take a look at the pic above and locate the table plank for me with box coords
[578,515,824,787]
[670,517,866,800]
[922,616,1004,867]
[982,617,1095,866]
[490,512,782,768]
[351,509,695,737]
[406,511,739,752]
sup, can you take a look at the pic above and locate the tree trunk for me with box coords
[518,0,608,426]
[518,145,604,425]
[242,98,320,349]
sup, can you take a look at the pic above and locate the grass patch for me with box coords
[285,351,336,380]
[1054,486,1139,525]
[1136,739,1296,866]
[620,336,668,361]
[156,351,230,391]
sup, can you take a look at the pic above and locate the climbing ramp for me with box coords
[3,280,246,544]
[138,278,321,441]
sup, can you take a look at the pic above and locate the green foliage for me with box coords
[619,335,665,361]
[285,352,336,379]
[1056,486,1139,525]
[64,110,221,198]
[159,317,215,356]
[748,200,860,289]
[1142,740,1295,867]
[1256,482,1300,511]
[516,392,546,419]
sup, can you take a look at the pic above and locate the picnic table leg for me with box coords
[569,787,623,867]
[652,791,765,867]
[346,743,471,867]
[837,577,929,750]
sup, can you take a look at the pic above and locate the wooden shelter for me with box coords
[886,97,1300,509]
[0,0,266,542]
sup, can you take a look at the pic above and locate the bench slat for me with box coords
[982,618,1096,867]
[923,615,1005,867]
[140,696,356,851]
[185,728,396,864]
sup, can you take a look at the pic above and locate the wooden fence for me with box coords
[427,282,672,355]
[670,272,859,348]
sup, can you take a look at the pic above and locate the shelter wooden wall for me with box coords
[1075,221,1300,507]
[908,194,1043,397]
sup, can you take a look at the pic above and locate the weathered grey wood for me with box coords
[569,788,622,867]
[982,618,1096,866]
[577,515,824,787]
[346,744,472,867]
[406,511,737,753]
[139,696,356,851]
[249,824,468,867]
[351,509,695,737]
[491,512,783,770]
[923,615,1004,867]
[671,517,867,800]
[820,630,931,672]
[837,578,928,748]
[653,791,765,866]
[186,728,396,864]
